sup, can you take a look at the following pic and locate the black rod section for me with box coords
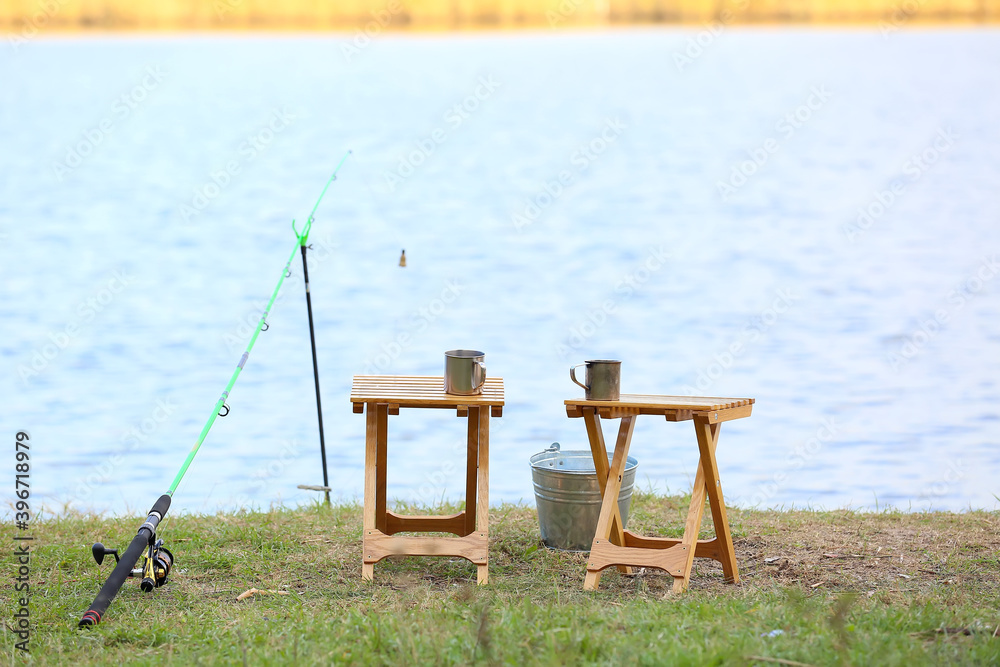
[79,494,171,627]
[300,244,330,505]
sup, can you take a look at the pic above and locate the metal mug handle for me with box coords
[474,360,487,390]
[569,364,589,391]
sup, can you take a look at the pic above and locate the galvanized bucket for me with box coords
[529,443,638,551]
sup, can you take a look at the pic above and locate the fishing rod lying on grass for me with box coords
[79,151,351,628]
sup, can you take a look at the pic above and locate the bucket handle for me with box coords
[546,442,560,452]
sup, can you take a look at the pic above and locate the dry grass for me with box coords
[627,492,1000,596]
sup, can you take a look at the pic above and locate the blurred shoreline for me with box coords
[3,0,998,35]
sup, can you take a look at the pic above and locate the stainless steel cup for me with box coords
[444,350,486,395]
[570,359,621,400]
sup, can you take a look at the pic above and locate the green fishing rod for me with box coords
[79,151,351,628]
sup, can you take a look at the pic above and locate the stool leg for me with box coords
[674,419,736,592]
[464,407,480,536]
[584,415,636,590]
[674,449,709,593]
[609,418,636,575]
[694,417,739,584]
[375,404,388,534]
[583,410,630,559]
[362,404,379,581]
[476,407,490,585]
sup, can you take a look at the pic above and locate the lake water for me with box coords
[1,28,998,517]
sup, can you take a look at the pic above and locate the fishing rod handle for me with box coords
[77,532,147,627]
[141,494,171,535]
[78,494,171,627]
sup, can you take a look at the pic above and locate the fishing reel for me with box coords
[139,538,174,591]
[92,536,174,592]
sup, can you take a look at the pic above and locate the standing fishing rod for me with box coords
[79,152,351,628]
[293,155,349,505]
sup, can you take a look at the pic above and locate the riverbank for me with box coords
[2,493,998,664]
[2,0,999,34]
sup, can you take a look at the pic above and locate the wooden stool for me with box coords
[565,394,754,592]
[351,375,504,585]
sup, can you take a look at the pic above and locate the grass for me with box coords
[2,492,999,665]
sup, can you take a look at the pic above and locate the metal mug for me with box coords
[444,350,486,395]
[570,359,621,401]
